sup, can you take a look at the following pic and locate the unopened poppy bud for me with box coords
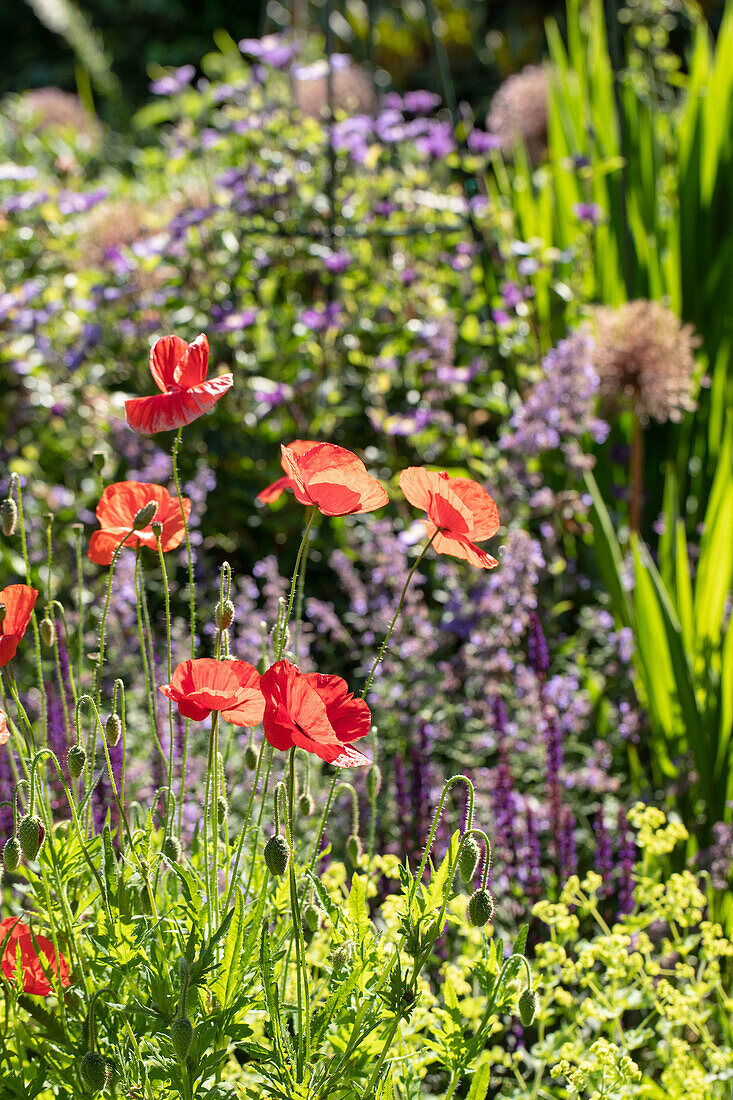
[139,884,153,914]
[18,814,45,861]
[244,743,258,770]
[331,940,353,969]
[270,620,290,654]
[92,451,106,474]
[151,520,163,538]
[105,713,122,747]
[346,834,362,865]
[133,500,158,530]
[79,1050,108,1092]
[163,835,182,862]
[1,498,18,537]
[217,795,228,825]
[518,987,539,1026]
[3,836,21,873]
[366,764,382,801]
[467,888,495,928]
[458,837,481,884]
[40,617,56,648]
[170,1016,194,1062]
[264,834,290,876]
[299,791,314,817]
[67,743,87,780]
[303,903,320,932]
[215,599,235,630]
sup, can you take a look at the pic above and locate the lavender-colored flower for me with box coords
[593,807,614,893]
[239,35,298,69]
[573,201,603,226]
[527,612,549,678]
[416,120,456,159]
[403,90,441,114]
[211,309,258,333]
[616,807,636,916]
[149,65,196,97]
[298,302,343,333]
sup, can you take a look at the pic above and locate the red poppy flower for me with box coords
[0,917,70,996]
[257,440,321,504]
[399,467,500,570]
[125,334,233,434]
[88,482,191,566]
[0,709,8,745]
[159,658,265,726]
[260,659,371,767]
[0,584,39,667]
[277,443,388,516]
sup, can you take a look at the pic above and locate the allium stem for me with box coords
[630,413,644,534]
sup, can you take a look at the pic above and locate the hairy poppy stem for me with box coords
[277,508,316,660]
[12,475,47,741]
[361,531,437,700]
[287,748,311,1078]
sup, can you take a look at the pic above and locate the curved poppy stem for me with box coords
[172,428,195,657]
[94,528,135,707]
[361,532,436,700]
[277,507,316,661]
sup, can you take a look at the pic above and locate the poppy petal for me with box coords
[257,476,292,504]
[432,531,499,569]
[174,333,209,389]
[0,584,38,635]
[448,478,500,540]
[125,374,233,435]
[399,466,435,512]
[221,691,266,727]
[0,637,18,667]
[302,673,371,744]
[88,529,130,566]
[149,335,188,392]
[0,709,8,745]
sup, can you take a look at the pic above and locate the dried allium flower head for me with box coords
[16,87,100,145]
[487,64,549,163]
[294,60,376,119]
[77,199,150,267]
[591,300,699,423]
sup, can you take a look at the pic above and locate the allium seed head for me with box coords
[487,65,550,163]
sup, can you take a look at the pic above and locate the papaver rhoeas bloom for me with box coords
[159,658,265,726]
[0,584,38,667]
[0,917,71,996]
[260,660,371,766]
[277,442,388,516]
[88,482,191,566]
[257,439,320,504]
[399,468,500,570]
[0,708,8,745]
[125,333,233,434]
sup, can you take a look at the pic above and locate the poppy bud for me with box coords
[67,743,87,780]
[151,520,163,538]
[92,451,106,474]
[217,795,228,825]
[215,599,235,630]
[264,834,290,876]
[518,987,539,1026]
[40,617,56,648]
[298,791,314,817]
[1,498,18,537]
[458,837,481,884]
[170,1016,194,1062]
[346,834,362,865]
[331,940,353,969]
[467,888,495,928]
[105,713,122,747]
[18,814,45,861]
[139,884,153,915]
[244,743,258,770]
[366,764,382,801]
[3,836,21,873]
[303,903,320,932]
[163,835,182,862]
[133,500,158,530]
[79,1051,109,1092]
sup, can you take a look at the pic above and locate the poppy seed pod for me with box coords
[467,888,495,928]
[3,836,21,873]
[458,837,481,884]
[298,791,314,817]
[170,1016,194,1062]
[264,834,290,876]
[92,451,105,474]
[18,815,45,861]
[1,498,18,537]
[105,713,122,746]
[163,835,182,862]
[67,743,87,780]
[79,1051,109,1092]
[217,796,228,825]
[244,743,258,770]
[40,618,56,648]
[151,520,163,538]
[133,499,158,530]
[303,903,320,932]
[346,834,362,865]
[331,939,353,969]
[518,987,539,1026]
[215,599,235,630]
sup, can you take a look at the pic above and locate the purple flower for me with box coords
[211,309,258,333]
[239,35,298,69]
[416,120,456,159]
[149,65,196,96]
[321,251,352,274]
[403,90,441,114]
[573,201,603,226]
[298,302,343,332]
[467,129,502,153]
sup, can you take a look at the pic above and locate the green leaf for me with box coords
[466,1061,491,1100]
[347,873,370,944]
[213,888,245,1008]
[584,471,633,628]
